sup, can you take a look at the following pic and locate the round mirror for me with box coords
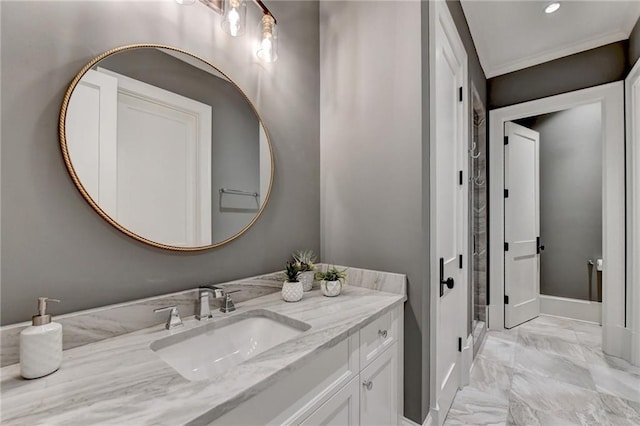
[60,44,273,251]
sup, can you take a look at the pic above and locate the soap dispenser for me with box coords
[19,297,62,379]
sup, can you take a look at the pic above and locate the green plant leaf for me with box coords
[285,261,301,282]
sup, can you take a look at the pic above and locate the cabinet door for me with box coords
[300,377,360,426]
[360,343,398,426]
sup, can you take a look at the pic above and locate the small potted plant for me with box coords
[293,249,317,292]
[282,261,303,302]
[316,266,347,297]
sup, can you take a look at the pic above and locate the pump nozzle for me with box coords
[33,297,60,326]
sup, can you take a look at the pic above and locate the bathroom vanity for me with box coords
[0,267,405,425]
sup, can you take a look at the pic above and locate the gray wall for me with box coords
[629,17,640,68]
[488,41,627,109]
[419,2,432,421]
[319,2,486,422]
[319,2,427,422]
[1,0,320,325]
[100,49,261,243]
[517,103,603,301]
[446,0,486,106]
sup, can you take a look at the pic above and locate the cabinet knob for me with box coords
[362,380,373,391]
[378,329,388,339]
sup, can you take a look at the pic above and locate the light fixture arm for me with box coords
[185,0,279,62]
[252,0,276,24]
[195,0,276,24]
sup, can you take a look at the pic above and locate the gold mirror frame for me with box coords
[59,44,274,251]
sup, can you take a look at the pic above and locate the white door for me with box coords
[360,344,398,426]
[66,69,118,217]
[300,376,360,426]
[98,69,212,247]
[431,2,468,424]
[504,121,540,328]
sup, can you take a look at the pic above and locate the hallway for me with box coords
[444,315,640,425]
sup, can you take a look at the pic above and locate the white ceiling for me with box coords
[460,0,640,78]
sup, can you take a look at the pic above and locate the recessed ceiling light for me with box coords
[545,2,561,14]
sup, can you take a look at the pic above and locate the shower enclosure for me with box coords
[470,85,487,355]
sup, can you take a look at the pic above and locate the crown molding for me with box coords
[485,30,628,78]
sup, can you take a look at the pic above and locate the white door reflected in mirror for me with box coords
[69,68,213,247]
[61,45,273,250]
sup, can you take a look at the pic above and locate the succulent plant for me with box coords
[316,266,347,283]
[292,249,317,272]
[285,261,301,282]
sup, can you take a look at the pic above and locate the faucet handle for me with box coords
[200,289,224,298]
[220,292,238,313]
[200,285,225,298]
[154,305,183,330]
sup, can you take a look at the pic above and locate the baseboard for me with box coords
[460,334,473,387]
[424,413,434,426]
[408,337,472,426]
[603,325,640,367]
[631,327,640,366]
[539,294,601,323]
[402,416,420,426]
[403,412,433,426]
[603,323,632,361]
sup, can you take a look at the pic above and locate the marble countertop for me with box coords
[0,284,405,425]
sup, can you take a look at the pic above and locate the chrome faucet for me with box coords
[197,286,240,319]
[154,305,183,330]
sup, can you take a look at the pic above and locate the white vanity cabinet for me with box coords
[210,304,403,426]
[302,343,399,426]
[300,376,360,425]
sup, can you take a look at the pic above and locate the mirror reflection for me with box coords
[62,46,273,250]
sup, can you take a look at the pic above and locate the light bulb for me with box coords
[221,0,246,37]
[545,2,560,14]
[258,36,273,61]
[256,14,278,63]
[228,8,240,37]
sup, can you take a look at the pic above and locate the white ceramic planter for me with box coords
[320,280,342,297]
[282,281,303,302]
[299,271,315,292]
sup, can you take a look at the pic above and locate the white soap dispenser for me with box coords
[19,297,62,379]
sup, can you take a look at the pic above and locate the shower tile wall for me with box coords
[472,107,487,325]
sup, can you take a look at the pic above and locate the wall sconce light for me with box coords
[221,0,247,37]
[256,13,277,63]
[177,0,278,63]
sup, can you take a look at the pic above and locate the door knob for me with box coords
[439,258,455,297]
[536,236,545,254]
[362,380,373,391]
[443,277,454,289]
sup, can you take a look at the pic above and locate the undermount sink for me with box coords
[150,309,310,381]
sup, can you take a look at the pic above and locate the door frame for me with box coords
[488,82,627,359]
[625,61,640,366]
[428,1,470,424]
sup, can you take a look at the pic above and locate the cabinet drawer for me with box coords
[359,309,396,368]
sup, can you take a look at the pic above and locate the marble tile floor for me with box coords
[444,315,640,426]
